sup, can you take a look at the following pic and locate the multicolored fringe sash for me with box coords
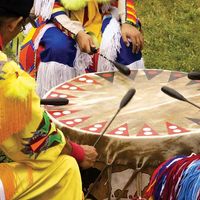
[145,154,200,200]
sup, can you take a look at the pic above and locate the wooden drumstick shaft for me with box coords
[99,53,131,76]
[40,98,69,106]
[93,88,136,147]
[93,108,120,147]
[186,99,200,110]
[90,47,131,76]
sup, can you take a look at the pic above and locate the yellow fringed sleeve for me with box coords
[60,0,110,11]
[0,164,16,200]
[0,52,35,144]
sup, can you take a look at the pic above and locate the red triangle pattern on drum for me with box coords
[144,70,163,80]
[97,72,115,83]
[81,121,107,133]
[60,116,90,127]
[56,83,84,91]
[47,110,80,118]
[107,123,129,136]
[47,91,76,99]
[73,75,101,85]
[166,122,189,135]
[186,80,200,86]
[136,124,159,136]
[168,72,187,82]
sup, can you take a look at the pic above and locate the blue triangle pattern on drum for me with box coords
[186,118,200,125]
[97,72,115,83]
[168,72,187,82]
[186,80,200,86]
[144,69,163,80]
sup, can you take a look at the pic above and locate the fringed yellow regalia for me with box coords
[61,0,110,44]
[0,51,82,200]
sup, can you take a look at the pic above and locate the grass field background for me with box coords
[136,0,200,72]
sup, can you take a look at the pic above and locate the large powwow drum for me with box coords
[44,69,200,199]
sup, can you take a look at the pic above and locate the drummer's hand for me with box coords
[76,31,96,54]
[79,145,98,169]
[121,23,144,54]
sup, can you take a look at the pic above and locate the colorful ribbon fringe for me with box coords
[145,154,200,200]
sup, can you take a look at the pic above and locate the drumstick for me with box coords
[93,88,136,147]
[90,47,131,76]
[188,72,200,80]
[161,86,200,110]
[40,98,69,106]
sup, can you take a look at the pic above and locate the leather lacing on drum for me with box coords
[85,157,148,200]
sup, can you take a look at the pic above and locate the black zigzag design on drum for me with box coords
[129,70,138,81]
[144,69,163,80]
[97,72,115,83]
[186,118,200,125]
[186,80,200,86]
[168,72,187,82]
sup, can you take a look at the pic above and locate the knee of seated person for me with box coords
[49,36,75,55]
[41,28,76,65]
[61,155,80,172]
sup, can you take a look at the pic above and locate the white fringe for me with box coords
[34,24,55,50]
[0,179,5,200]
[97,17,121,72]
[126,58,145,70]
[98,17,145,72]
[36,61,76,98]
[101,3,112,14]
[33,0,55,20]
[74,46,93,75]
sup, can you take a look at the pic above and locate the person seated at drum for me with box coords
[20,0,144,97]
[0,1,97,199]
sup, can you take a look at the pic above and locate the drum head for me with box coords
[45,69,200,139]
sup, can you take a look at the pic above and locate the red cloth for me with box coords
[0,34,3,50]
[69,141,85,163]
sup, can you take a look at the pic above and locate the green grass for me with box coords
[136,0,200,72]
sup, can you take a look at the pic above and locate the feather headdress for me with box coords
[0,52,35,144]
[33,0,55,20]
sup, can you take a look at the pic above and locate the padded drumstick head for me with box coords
[120,88,136,109]
[113,61,131,76]
[97,53,131,76]
[161,86,187,102]
[40,98,69,106]
[90,47,98,54]
[90,47,131,76]
[188,72,200,80]
[161,86,200,111]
